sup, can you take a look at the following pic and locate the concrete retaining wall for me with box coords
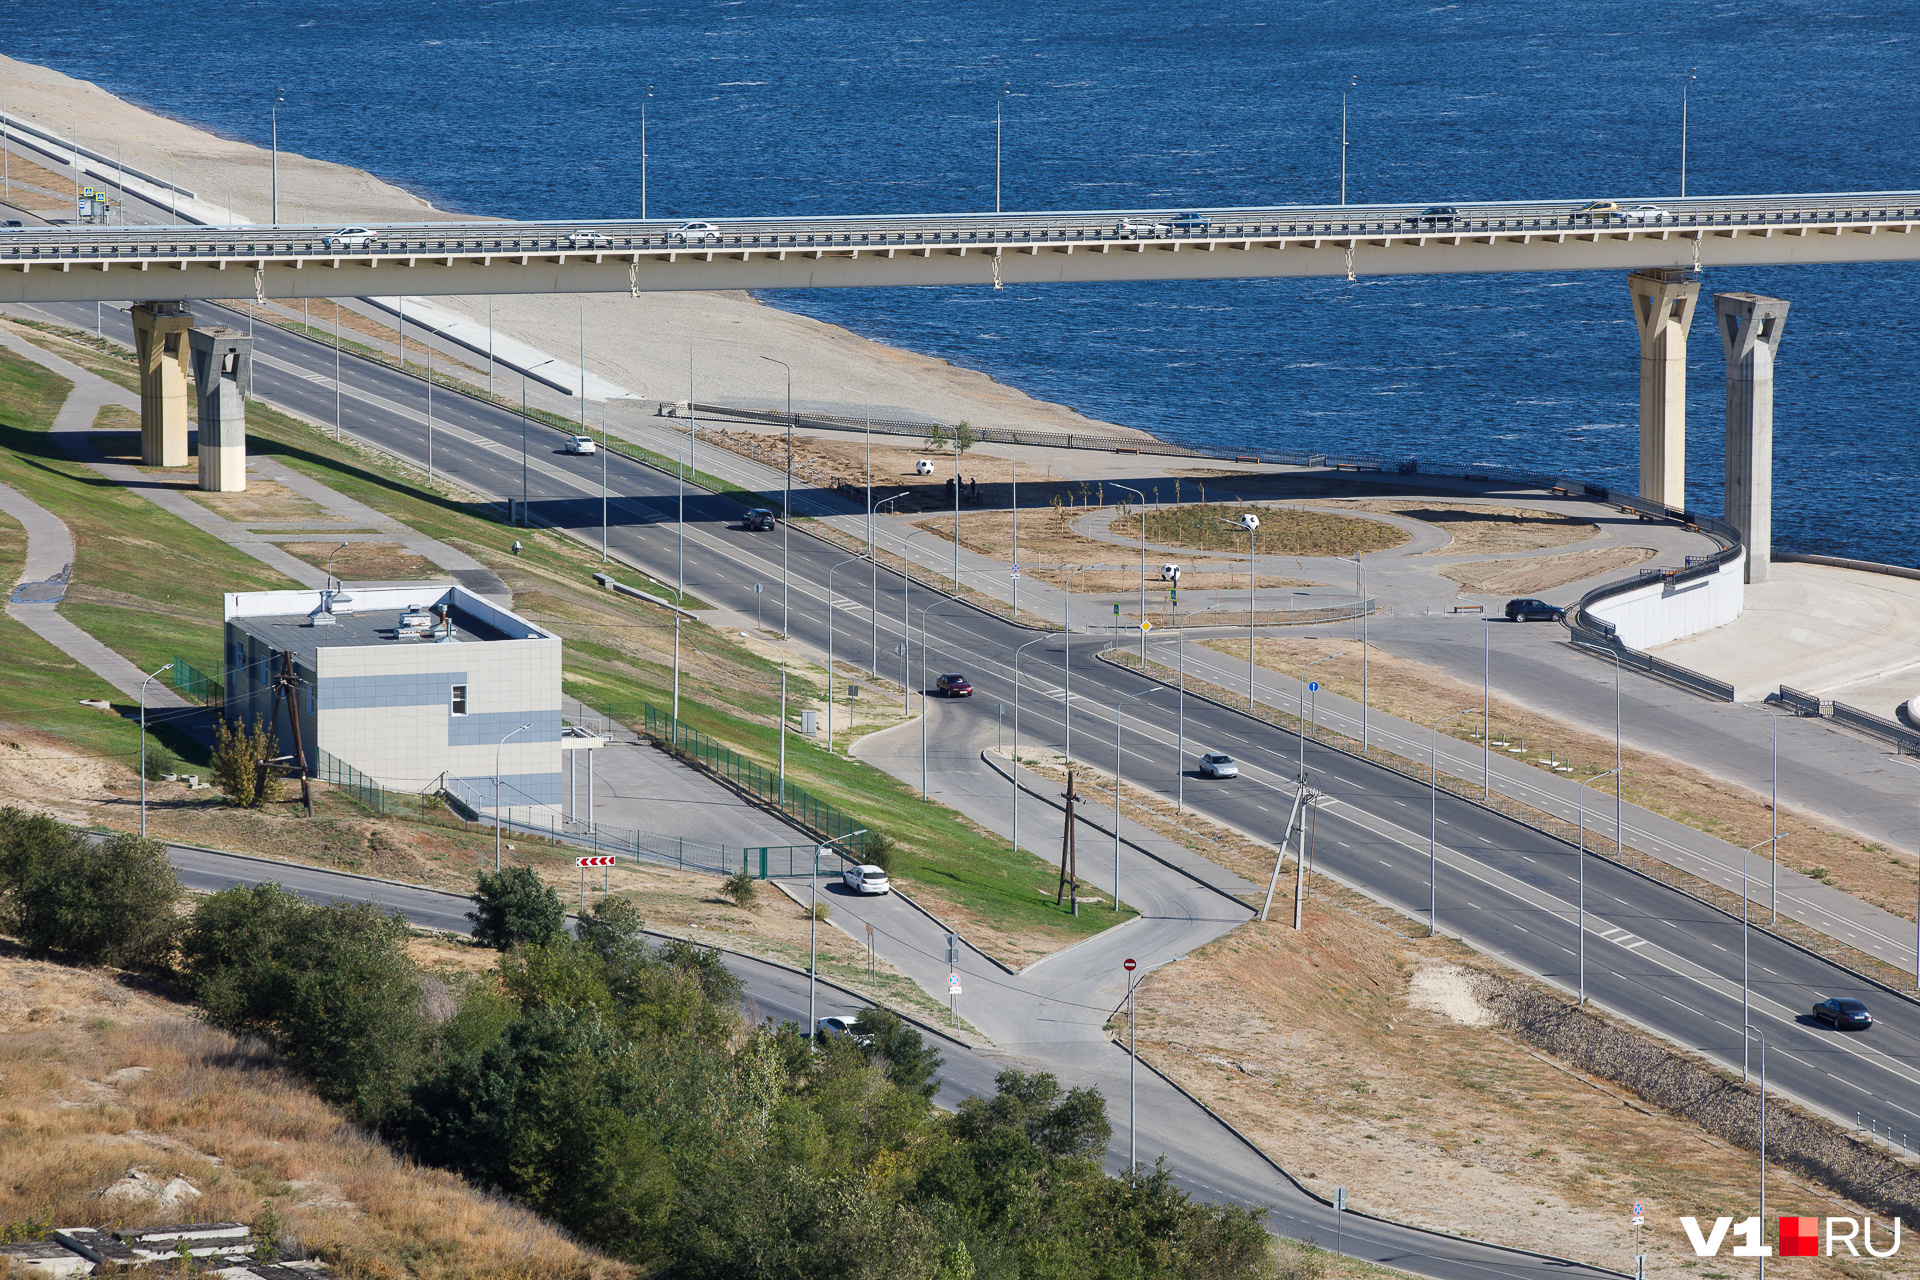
[1476,972,1920,1224]
[1588,550,1745,649]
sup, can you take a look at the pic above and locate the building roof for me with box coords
[225,585,552,668]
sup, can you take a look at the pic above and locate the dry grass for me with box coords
[1312,498,1597,556]
[0,953,630,1278]
[187,480,340,527]
[1141,502,1409,558]
[1203,635,1920,924]
[280,542,442,581]
[1439,546,1656,595]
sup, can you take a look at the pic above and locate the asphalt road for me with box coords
[37,289,1918,1150]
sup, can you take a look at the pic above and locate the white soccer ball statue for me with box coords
[1161,563,1182,582]
[1236,512,1261,532]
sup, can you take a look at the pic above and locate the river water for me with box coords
[6,1,1919,560]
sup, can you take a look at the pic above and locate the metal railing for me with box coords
[316,750,442,820]
[639,704,865,845]
[1831,702,1920,756]
[169,655,223,707]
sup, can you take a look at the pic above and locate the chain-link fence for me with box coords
[170,655,223,707]
[639,704,866,845]
[316,750,443,820]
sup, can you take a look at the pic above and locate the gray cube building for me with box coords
[224,584,563,815]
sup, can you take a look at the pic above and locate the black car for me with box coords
[742,508,777,531]
[1415,205,1460,223]
[936,673,973,697]
[1505,597,1562,622]
[1812,997,1873,1030]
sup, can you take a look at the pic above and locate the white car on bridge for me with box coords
[322,227,379,248]
[1620,204,1672,223]
[565,230,612,247]
[670,221,723,244]
[1117,218,1172,237]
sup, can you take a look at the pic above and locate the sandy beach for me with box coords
[0,53,1152,442]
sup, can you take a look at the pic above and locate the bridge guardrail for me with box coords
[1830,702,1920,756]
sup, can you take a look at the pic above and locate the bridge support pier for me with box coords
[130,302,194,468]
[1714,291,1790,585]
[1627,269,1700,510]
[189,326,253,493]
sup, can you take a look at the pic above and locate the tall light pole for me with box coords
[873,491,908,678]
[1111,483,1149,660]
[826,556,863,749]
[1333,555,1369,750]
[664,320,697,595]
[139,661,174,837]
[760,355,794,636]
[995,83,1009,214]
[67,103,79,219]
[494,722,532,871]
[1061,566,1100,767]
[979,444,1021,618]
[1429,707,1479,937]
[1681,68,1698,199]
[1741,835,1781,1082]
[1222,512,1261,709]
[1113,687,1161,910]
[270,88,284,226]
[641,86,653,221]
[1339,76,1356,206]
[1761,703,1782,921]
[1011,633,1057,859]
[1576,767,1620,1005]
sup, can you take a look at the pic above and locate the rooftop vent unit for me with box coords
[397,608,436,637]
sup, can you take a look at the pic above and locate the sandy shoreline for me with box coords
[0,53,1156,443]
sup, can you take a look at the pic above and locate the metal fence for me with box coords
[316,750,443,819]
[170,655,222,706]
[639,703,866,845]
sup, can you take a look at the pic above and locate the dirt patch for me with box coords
[1132,917,1908,1279]
[91,403,140,432]
[1440,546,1657,595]
[281,540,441,580]
[1141,501,1410,558]
[187,479,340,526]
[1198,634,1920,926]
[1313,498,1596,555]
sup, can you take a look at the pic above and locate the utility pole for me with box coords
[1057,771,1080,916]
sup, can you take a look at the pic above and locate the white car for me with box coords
[1620,204,1672,223]
[565,230,612,247]
[816,1015,865,1041]
[843,864,891,895]
[564,435,597,455]
[323,226,379,248]
[670,220,722,244]
[1117,218,1171,237]
[1198,751,1240,779]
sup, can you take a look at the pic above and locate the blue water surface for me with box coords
[5,1,1918,559]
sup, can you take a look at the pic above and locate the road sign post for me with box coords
[946,933,960,1026]
[1335,1187,1347,1254]
[575,854,615,907]
[1124,957,1139,1168]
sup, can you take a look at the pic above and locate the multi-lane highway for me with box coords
[33,289,1915,1155]
[8,191,1920,302]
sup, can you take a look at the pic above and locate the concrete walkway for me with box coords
[0,478,191,709]
[0,321,508,601]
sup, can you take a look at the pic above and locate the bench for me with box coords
[1449,603,1484,613]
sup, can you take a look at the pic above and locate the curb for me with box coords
[977,749,1257,919]
[1114,1038,1632,1278]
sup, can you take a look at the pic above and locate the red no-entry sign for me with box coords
[1124,958,1137,972]
[576,855,616,868]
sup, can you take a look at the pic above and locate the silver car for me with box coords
[564,435,597,455]
[1199,751,1239,779]
[565,230,612,247]
[671,220,722,244]
[1620,204,1672,223]
[323,226,379,248]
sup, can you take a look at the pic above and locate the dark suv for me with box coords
[1505,598,1562,622]
[742,508,777,531]
[1415,205,1460,223]
[936,673,973,697]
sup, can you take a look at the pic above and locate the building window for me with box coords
[451,684,468,716]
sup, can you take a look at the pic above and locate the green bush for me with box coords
[858,830,897,873]
[851,1007,944,1099]
[9,827,180,970]
[467,865,566,950]
[210,716,280,808]
[180,882,425,1120]
[721,870,759,911]
[810,900,830,923]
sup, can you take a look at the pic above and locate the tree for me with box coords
[858,830,897,873]
[12,830,181,970]
[577,894,648,966]
[953,420,976,454]
[852,1007,944,1099]
[468,865,565,950]
[182,883,426,1119]
[210,716,278,808]
[0,807,70,903]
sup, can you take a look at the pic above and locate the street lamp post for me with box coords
[1298,653,1337,783]
[640,86,653,220]
[873,491,908,679]
[995,84,1009,214]
[1113,687,1161,910]
[1576,767,1620,1004]
[1482,620,1491,795]
[1109,483,1149,660]
[139,661,174,837]
[494,722,533,871]
[838,384,876,655]
[1061,567,1100,767]
[1340,75,1356,206]
[1011,633,1057,859]
[1681,68,1698,199]
[1744,1021,1768,1278]
[760,356,795,636]
[1429,708,1480,937]
[826,556,862,749]
[1333,555,1370,750]
[1761,703,1783,921]
[1741,835,1781,1082]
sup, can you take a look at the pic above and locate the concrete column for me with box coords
[129,302,193,468]
[1627,268,1700,510]
[1714,291,1790,585]
[189,326,253,493]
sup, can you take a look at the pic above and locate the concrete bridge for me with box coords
[6,189,1915,602]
